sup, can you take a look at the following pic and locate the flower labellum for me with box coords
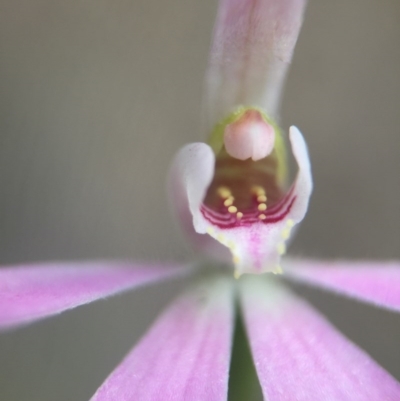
[170,116,312,276]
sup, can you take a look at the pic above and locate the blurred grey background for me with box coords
[0,0,399,400]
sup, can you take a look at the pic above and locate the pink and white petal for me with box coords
[168,142,232,262]
[204,126,312,275]
[204,0,308,129]
[0,261,186,330]
[239,276,400,401]
[284,259,400,313]
[91,275,234,401]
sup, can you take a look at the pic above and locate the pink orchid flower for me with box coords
[1,0,400,400]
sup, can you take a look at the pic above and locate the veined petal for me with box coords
[239,276,400,400]
[204,0,308,129]
[284,259,400,313]
[0,261,185,330]
[170,127,312,274]
[91,275,234,401]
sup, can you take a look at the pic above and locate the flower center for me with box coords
[202,107,294,228]
[223,109,276,161]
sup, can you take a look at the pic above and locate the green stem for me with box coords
[228,312,263,401]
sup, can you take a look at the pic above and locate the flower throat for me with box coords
[201,107,295,228]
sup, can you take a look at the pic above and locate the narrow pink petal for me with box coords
[0,261,185,329]
[284,259,400,312]
[204,0,308,129]
[240,276,400,401]
[91,276,234,401]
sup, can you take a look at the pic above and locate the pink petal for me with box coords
[284,259,400,312]
[240,276,400,401]
[204,0,308,129]
[0,261,185,330]
[91,276,234,401]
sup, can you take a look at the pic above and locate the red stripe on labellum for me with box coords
[201,192,296,229]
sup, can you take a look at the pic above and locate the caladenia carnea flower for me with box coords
[1,1,400,400]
